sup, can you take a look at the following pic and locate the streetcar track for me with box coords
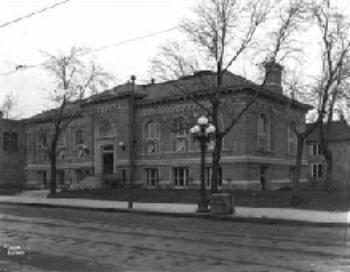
[0,218,348,260]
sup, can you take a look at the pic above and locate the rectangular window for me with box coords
[145,168,159,187]
[58,132,66,147]
[173,167,189,187]
[257,113,270,151]
[175,138,187,152]
[75,130,84,145]
[3,132,18,152]
[257,136,269,151]
[311,163,323,178]
[288,123,297,154]
[310,143,322,156]
[205,167,223,188]
[146,140,159,153]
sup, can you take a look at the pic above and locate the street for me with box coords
[0,205,348,272]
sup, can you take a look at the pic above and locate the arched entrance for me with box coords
[94,117,118,178]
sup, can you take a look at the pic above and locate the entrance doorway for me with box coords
[41,171,47,188]
[57,171,65,187]
[260,166,269,191]
[103,153,114,174]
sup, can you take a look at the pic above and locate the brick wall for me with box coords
[0,119,26,187]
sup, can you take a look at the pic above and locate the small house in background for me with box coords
[0,111,26,187]
[306,117,350,186]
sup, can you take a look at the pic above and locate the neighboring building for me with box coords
[24,63,311,190]
[306,118,350,185]
[0,111,26,187]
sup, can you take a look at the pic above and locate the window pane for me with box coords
[174,167,188,187]
[318,164,322,178]
[312,164,317,178]
[3,132,18,152]
[176,118,186,137]
[175,139,187,152]
[76,130,83,144]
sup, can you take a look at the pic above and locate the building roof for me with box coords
[84,71,252,104]
[24,102,82,123]
[306,120,350,142]
[27,70,311,122]
[85,70,310,109]
[0,118,23,126]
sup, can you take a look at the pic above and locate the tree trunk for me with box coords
[323,148,333,191]
[319,121,333,191]
[291,134,304,205]
[211,135,222,194]
[50,153,57,195]
[210,95,221,194]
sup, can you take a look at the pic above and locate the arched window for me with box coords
[75,129,84,145]
[99,120,113,137]
[288,121,297,154]
[39,134,47,148]
[257,113,270,151]
[37,134,48,161]
[174,117,188,152]
[145,121,160,153]
[3,131,18,152]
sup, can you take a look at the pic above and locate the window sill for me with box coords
[173,186,188,189]
[255,149,274,155]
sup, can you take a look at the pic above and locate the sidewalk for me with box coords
[0,191,349,226]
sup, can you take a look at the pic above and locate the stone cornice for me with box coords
[25,161,94,170]
[117,155,308,166]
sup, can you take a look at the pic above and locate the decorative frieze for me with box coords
[139,102,209,117]
[95,103,127,114]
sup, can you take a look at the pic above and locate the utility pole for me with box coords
[128,75,136,209]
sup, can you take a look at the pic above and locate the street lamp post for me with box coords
[128,75,136,209]
[190,116,216,213]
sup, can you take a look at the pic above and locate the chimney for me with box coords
[263,61,283,94]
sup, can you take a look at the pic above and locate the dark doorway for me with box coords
[289,167,295,183]
[103,153,114,174]
[41,171,47,188]
[260,166,269,191]
[122,169,127,187]
[58,171,65,186]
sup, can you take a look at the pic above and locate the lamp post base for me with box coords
[196,200,209,213]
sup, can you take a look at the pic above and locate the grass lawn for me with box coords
[49,187,350,211]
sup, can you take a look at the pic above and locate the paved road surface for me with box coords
[0,205,348,272]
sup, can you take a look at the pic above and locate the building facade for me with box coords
[306,119,350,186]
[24,64,311,190]
[0,112,26,187]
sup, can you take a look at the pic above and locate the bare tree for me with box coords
[151,0,308,193]
[279,75,319,204]
[311,0,350,190]
[0,92,17,119]
[273,0,350,202]
[41,47,113,194]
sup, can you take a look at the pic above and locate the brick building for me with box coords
[0,112,26,187]
[306,118,350,185]
[24,64,311,190]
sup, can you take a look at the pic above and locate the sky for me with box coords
[0,0,196,118]
[0,0,349,119]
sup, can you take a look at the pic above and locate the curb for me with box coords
[1,201,348,228]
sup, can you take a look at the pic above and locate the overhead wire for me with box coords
[86,27,178,54]
[0,0,71,29]
[0,0,72,75]
[1,26,179,76]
